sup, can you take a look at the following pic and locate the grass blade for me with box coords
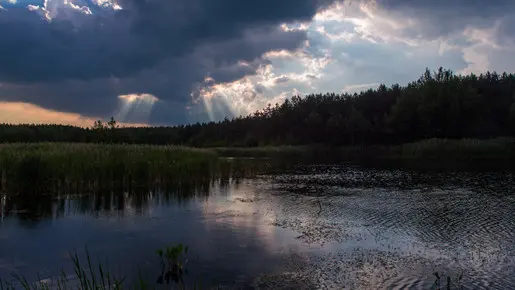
[85,247,97,288]
[99,264,106,290]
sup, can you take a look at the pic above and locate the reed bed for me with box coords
[0,143,218,195]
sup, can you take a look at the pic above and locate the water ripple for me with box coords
[258,165,515,289]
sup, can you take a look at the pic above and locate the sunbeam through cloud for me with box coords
[115,94,158,124]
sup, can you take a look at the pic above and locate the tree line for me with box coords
[1,68,515,147]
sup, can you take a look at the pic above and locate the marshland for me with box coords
[1,69,515,289]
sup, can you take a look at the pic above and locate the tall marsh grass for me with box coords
[0,143,218,194]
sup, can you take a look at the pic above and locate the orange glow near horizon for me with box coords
[0,102,148,128]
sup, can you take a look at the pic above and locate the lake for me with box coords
[1,164,514,289]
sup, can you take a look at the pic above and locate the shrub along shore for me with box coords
[214,137,515,170]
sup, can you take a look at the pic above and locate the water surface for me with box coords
[1,165,514,289]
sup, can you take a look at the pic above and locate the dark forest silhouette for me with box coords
[1,68,515,146]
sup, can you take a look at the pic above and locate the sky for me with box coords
[0,0,514,127]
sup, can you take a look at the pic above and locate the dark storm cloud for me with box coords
[0,1,332,83]
[0,0,336,123]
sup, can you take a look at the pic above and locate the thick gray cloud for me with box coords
[0,0,333,83]
[0,0,334,124]
[495,13,515,47]
[376,0,515,41]
[368,0,515,76]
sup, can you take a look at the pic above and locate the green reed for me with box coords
[0,249,125,290]
[0,245,222,290]
[0,143,218,195]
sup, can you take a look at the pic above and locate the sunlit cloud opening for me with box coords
[280,22,310,32]
[197,76,267,121]
[263,49,296,59]
[197,74,302,122]
[25,0,122,21]
[198,84,237,121]
[115,93,158,123]
[196,37,332,121]
[342,83,380,93]
[27,0,92,21]
[0,0,16,8]
[92,0,122,10]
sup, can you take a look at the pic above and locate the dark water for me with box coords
[1,165,515,289]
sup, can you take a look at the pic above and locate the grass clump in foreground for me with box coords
[0,249,127,290]
[0,143,218,194]
[0,245,217,290]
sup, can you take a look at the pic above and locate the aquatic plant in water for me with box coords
[433,271,464,290]
[156,244,189,285]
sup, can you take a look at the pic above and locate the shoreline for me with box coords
[212,138,515,171]
[0,138,514,179]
